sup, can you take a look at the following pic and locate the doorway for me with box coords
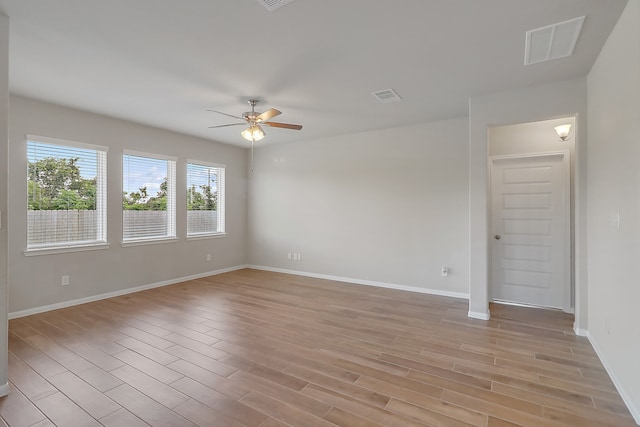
[488,117,575,312]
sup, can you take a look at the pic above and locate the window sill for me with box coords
[24,242,110,257]
[186,233,227,241]
[121,237,179,248]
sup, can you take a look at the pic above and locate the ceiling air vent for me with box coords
[525,16,585,65]
[257,0,297,12]
[372,88,402,104]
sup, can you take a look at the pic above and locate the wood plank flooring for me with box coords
[1,269,636,426]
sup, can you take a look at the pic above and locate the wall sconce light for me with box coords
[554,124,573,142]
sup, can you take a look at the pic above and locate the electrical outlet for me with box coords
[441,266,449,277]
[206,253,211,261]
[288,252,292,260]
[61,275,70,286]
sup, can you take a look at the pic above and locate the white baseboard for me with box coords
[8,265,248,319]
[468,310,491,320]
[0,382,8,397]
[587,332,640,425]
[573,324,588,337]
[10,264,469,319]
[247,265,470,300]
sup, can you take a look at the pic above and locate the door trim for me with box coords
[489,150,571,312]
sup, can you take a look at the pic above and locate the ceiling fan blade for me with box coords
[208,123,246,129]
[207,109,245,120]
[263,121,303,130]
[256,108,281,122]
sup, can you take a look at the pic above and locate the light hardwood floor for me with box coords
[1,269,636,426]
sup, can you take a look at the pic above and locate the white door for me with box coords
[490,153,570,310]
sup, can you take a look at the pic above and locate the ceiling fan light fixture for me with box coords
[241,124,265,142]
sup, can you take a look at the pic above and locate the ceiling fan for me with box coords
[208,99,303,142]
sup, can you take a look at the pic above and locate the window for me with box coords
[186,161,225,237]
[27,135,108,252]
[122,151,176,243]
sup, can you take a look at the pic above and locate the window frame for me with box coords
[25,134,109,256]
[186,159,226,239]
[121,150,177,246]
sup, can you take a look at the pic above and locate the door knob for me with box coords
[495,234,501,240]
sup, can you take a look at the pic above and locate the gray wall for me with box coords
[7,95,247,314]
[0,13,9,397]
[587,0,640,421]
[248,118,470,296]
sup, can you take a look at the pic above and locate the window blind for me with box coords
[122,152,176,241]
[186,161,226,236]
[27,136,107,250]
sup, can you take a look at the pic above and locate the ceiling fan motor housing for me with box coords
[244,99,260,122]
[243,112,259,122]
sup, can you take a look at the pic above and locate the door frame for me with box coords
[489,150,572,312]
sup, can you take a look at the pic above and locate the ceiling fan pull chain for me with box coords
[251,139,254,174]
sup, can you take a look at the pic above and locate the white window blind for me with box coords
[186,161,225,236]
[27,136,108,250]
[122,151,176,242]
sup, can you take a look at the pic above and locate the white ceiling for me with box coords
[0,0,628,147]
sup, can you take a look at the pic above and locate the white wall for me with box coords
[0,14,9,397]
[468,78,588,324]
[7,95,248,314]
[586,0,640,421]
[248,118,470,297]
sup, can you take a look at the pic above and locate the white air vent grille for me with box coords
[372,89,402,104]
[257,0,297,12]
[525,16,585,65]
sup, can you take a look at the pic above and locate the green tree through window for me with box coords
[122,178,169,210]
[28,157,97,210]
